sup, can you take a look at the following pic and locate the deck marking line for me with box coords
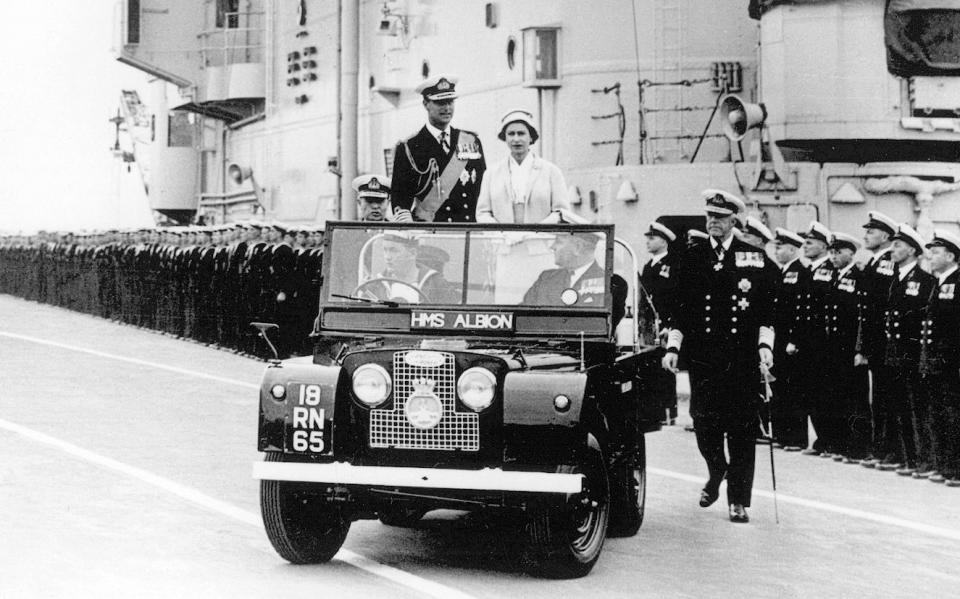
[649,467,960,542]
[0,418,478,599]
[0,330,260,390]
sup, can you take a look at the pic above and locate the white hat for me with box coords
[774,227,804,248]
[415,74,458,101]
[892,223,925,253]
[497,109,539,143]
[744,216,774,243]
[352,174,391,199]
[926,229,960,257]
[863,211,897,236]
[644,221,676,242]
[802,221,831,244]
[702,189,746,216]
[829,232,862,252]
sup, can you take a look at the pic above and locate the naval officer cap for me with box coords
[829,232,862,252]
[416,74,458,101]
[925,229,960,258]
[644,221,676,243]
[774,227,804,248]
[744,216,774,243]
[862,211,897,236]
[892,223,925,253]
[802,221,831,244]
[352,174,391,199]
[381,231,419,247]
[702,189,746,216]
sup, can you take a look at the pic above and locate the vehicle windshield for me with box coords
[324,226,611,309]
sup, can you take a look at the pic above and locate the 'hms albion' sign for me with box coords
[410,311,515,331]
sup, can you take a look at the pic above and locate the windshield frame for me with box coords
[317,221,618,342]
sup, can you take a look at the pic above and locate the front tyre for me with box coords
[260,453,350,564]
[607,436,646,538]
[522,443,610,579]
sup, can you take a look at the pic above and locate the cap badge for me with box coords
[369,177,380,190]
[437,78,450,91]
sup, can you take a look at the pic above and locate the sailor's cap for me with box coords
[416,74,458,101]
[702,189,746,216]
[644,221,676,243]
[862,211,897,236]
[744,216,774,243]
[925,229,960,257]
[892,223,925,253]
[829,232,862,252]
[774,227,804,248]
[352,174,391,199]
[802,221,831,244]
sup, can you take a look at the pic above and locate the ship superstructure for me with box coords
[113,0,960,253]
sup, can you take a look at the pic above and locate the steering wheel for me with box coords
[353,277,428,303]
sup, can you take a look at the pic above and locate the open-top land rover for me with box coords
[252,220,666,578]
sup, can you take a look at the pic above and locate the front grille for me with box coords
[369,351,479,451]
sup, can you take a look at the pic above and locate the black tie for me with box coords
[439,131,450,154]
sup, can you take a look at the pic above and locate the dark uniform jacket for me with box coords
[857,247,895,362]
[920,268,960,379]
[523,261,606,307]
[796,256,836,356]
[390,126,486,222]
[885,263,937,366]
[774,257,808,358]
[825,264,863,355]
[639,251,679,328]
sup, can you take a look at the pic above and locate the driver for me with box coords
[367,233,458,303]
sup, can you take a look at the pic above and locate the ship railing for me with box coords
[198,10,265,68]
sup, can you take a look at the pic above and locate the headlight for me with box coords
[352,364,391,407]
[457,367,496,411]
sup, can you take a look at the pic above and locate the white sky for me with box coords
[0,1,154,233]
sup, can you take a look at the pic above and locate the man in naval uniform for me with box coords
[824,232,871,463]
[795,221,835,456]
[389,75,486,223]
[879,224,936,476]
[352,174,391,222]
[640,221,679,424]
[524,231,606,307]
[920,231,960,486]
[855,211,898,468]
[662,189,777,523]
[771,227,808,451]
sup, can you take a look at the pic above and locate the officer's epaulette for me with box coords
[458,128,478,136]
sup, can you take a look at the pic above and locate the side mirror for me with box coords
[251,322,280,361]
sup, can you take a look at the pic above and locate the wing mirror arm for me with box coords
[251,322,280,362]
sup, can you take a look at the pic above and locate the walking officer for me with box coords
[389,75,486,223]
[662,189,777,523]
[919,231,960,485]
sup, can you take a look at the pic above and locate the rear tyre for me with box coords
[522,443,610,579]
[259,453,350,564]
[607,436,646,538]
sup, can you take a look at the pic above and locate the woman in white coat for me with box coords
[476,109,569,223]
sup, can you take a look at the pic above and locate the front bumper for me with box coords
[252,460,583,493]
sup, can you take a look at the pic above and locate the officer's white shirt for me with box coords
[897,260,918,282]
[508,152,535,204]
[837,262,856,279]
[569,262,593,287]
[648,250,668,267]
[870,246,891,265]
[781,256,800,273]
[937,265,958,285]
[425,122,452,148]
[710,234,734,258]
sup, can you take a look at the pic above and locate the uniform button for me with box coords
[895,334,901,339]
[463,203,468,208]
[894,323,899,327]
[832,327,837,331]
[833,316,837,320]
[705,316,711,321]
[462,193,467,198]
[446,218,453,222]
[705,306,711,311]
[705,295,711,300]
[731,295,737,300]
[446,206,451,211]
[705,327,712,333]
[731,328,737,333]
[731,317,737,322]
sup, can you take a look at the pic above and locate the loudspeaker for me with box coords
[719,94,766,141]
[228,163,251,185]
